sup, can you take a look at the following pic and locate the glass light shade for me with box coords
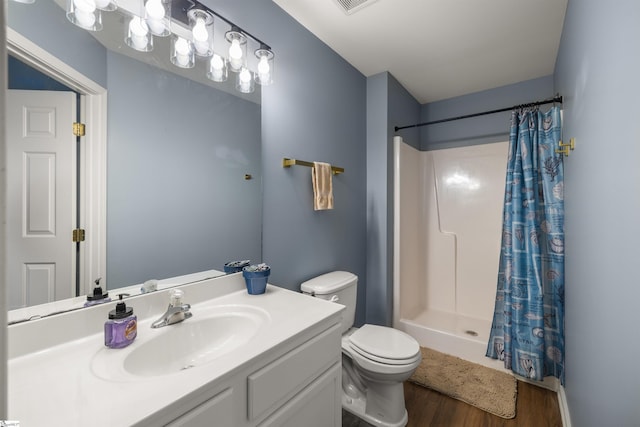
[225,29,247,73]
[188,9,214,57]
[170,36,195,69]
[236,67,255,94]
[94,0,116,12]
[66,0,103,31]
[144,0,170,37]
[125,16,153,52]
[207,54,228,82]
[254,48,274,86]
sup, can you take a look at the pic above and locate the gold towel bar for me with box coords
[555,138,575,156]
[282,158,344,175]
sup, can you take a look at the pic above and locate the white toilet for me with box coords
[301,271,421,427]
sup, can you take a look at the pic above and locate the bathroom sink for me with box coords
[92,304,269,379]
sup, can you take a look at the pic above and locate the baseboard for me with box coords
[518,375,559,391]
[558,385,572,427]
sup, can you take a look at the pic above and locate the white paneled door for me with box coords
[7,89,77,310]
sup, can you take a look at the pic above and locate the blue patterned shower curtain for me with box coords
[486,106,565,384]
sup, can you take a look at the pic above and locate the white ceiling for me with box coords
[273,0,568,104]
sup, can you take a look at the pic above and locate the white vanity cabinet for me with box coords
[147,323,342,427]
[8,275,345,427]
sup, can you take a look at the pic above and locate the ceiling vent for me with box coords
[333,0,380,15]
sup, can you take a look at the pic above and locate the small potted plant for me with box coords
[242,263,271,295]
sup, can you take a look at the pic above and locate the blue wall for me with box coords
[8,0,107,87]
[8,56,72,91]
[205,0,370,324]
[106,51,262,287]
[418,75,555,150]
[366,72,420,325]
[555,0,640,425]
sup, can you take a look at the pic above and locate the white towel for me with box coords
[312,162,334,210]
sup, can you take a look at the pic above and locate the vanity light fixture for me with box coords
[59,0,275,92]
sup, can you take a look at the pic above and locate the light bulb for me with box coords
[127,17,150,51]
[258,56,270,75]
[192,18,208,42]
[239,68,251,83]
[238,68,252,92]
[211,54,224,70]
[72,0,97,28]
[175,37,191,56]
[145,0,165,20]
[129,17,149,37]
[94,0,110,9]
[173,37,193,68]
[75,10,96,28]
[229,39,242,59]
[209,54,226,81]
[147,19,166,35]
[229,39,244,70]
[73,0,96,13]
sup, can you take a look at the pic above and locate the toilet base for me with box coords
[342,393,408,427]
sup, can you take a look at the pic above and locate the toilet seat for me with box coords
[342,325,422,376]
[349,324,420,364]
[344,341,421,376]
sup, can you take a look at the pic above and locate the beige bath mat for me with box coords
[409,347,517,419]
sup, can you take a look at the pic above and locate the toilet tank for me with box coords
[300,271,357,334]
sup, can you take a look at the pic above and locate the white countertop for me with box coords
[8,269,226,324]
[8,273,343,427]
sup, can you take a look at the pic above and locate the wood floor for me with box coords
[343,381,562,427]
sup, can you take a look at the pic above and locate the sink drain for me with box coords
[181,364,195,371]
[465,330,478,337]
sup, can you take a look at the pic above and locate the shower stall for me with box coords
[393,136,508,369]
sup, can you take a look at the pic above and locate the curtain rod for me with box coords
[394,95,563,132]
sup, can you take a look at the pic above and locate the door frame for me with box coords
[7,28,107,297]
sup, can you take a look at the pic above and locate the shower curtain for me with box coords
[486,106,565,384]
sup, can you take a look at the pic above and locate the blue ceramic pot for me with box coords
[242,267,270,295]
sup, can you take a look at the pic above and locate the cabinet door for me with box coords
[258,363,341,427]
[248,324,341,421]
[166,388,234,427]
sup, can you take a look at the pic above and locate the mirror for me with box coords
[7,0,263,319]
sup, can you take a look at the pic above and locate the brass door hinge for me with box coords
[72,228,85,242]
[73,122,86,137]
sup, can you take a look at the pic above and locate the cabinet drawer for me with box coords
[247,323,341,421]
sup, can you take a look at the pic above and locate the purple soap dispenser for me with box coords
[104,294,137,349]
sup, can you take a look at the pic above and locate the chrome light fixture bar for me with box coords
[63,0,274,92]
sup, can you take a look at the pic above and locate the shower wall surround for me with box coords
[394,137,508,368]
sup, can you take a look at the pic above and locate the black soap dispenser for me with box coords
[84,278,111,307]
[104,294,137,349]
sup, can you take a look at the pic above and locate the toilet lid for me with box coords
[349,324,420,361]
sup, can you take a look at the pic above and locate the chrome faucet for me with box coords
[151,289,192,328]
